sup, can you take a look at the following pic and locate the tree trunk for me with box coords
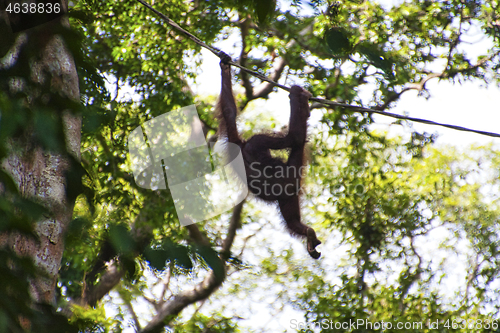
[1,0,80,306]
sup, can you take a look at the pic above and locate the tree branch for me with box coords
[186,223,211,247]
[79,209,154,307]
[140,200,244,333]
[252,56,287,99]
[82,260,123,306]
[238,16,254,101]
[237,21,316,109]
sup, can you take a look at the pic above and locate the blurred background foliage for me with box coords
[1,0,500,332]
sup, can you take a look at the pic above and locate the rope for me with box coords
[135,0,500,139]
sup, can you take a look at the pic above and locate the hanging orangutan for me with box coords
[217,52,321,259]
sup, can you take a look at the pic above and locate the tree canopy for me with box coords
[1,0,500,332]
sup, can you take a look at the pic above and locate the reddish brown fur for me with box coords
[217,52,321,259]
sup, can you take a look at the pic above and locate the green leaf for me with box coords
[109,224,136,255]
[121,256,137,279]
[253,0,276,24]
[164,241,193,270]
[144,247,170,270]
[33,109,65,152]
[196,245,225,281]
[0,170,18,193]
[324,27,352,56]
[357,42,394,79]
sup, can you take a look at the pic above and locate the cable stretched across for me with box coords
[135,0,500,139]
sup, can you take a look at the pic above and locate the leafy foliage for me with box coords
[1,0,500,331]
